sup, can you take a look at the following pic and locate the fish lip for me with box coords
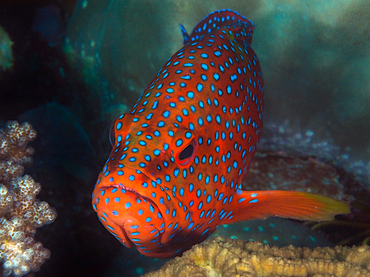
[100,165,165,218]
[107,166,164,211]
[100,181,163,241]
[97,171,157,204]
[113,165,159,193]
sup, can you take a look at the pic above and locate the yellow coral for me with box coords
[0,121,56,276]
[142,236,370,277]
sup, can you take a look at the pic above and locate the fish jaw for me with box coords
[92,166,202,258]
[92,167,166,253]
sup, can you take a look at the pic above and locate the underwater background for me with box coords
[0,0,369,276]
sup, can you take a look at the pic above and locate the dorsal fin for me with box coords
[180,9,254,46]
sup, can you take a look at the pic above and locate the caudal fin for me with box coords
[226,190,350,224]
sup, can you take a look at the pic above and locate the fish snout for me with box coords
[92,176,166,252]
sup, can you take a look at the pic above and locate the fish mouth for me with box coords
[111,165,162,199]
[94,166,166,249]
[102,163,166,211]
[106,167,162,210]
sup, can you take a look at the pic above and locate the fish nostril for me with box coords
[177,138,197,166]
[179,144,194,160]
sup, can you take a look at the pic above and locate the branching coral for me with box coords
[0,121,56,276]
[143,236,370,277]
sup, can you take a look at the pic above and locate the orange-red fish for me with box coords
[92,9,349,258]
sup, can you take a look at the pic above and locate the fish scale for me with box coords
[92,9,349,258]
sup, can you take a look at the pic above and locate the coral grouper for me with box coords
[92,10,349,258]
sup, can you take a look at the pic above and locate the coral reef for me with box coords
[244,151,345,199]
[0,121,56,276]
[259,121,370,190]
[143,236,370,277]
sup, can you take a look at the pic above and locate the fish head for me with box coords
[92,107,207,257]
[93,166,164,250]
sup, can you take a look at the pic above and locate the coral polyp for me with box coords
[143,236,370,277]
[0,121,56,276]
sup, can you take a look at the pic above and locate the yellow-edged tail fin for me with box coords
[226,190,350,224]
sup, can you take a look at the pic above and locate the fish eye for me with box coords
[109,125,115,146]
[178,139,197,166]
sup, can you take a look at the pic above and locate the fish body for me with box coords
[92,10,349,258]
